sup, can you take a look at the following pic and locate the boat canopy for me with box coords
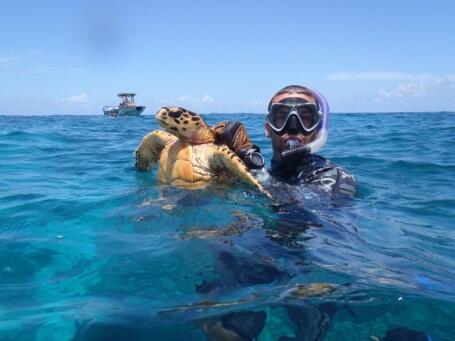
[117,93,137,107]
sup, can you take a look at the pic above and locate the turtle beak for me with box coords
[155,108,167,122]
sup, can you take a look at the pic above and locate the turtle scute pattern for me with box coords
[135,106,268,195]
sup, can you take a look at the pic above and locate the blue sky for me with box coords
[1,0,454,114]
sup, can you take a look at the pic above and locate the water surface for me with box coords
[0,113,454,340]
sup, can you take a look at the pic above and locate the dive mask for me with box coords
[266,101,322,134]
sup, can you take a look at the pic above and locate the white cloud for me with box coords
[377,88,392,99]
[377,78,454,100]
[327,71,455,82]
[61,92,90,104]
[176,94,190,102]
[176,93,215,104]
[327,71,455,101]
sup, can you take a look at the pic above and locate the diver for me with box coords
[192,85,359,341]
[212,84,358,198]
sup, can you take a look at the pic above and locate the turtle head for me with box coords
[155,106,215,144]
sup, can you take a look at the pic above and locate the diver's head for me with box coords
[265,85,326,161]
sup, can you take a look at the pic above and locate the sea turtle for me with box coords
[135,106,267,194]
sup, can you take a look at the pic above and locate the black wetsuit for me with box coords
[269,154,358,197]
[213,119,357,197]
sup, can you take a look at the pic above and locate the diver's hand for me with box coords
[211,120,265,169]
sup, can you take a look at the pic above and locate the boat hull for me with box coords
[103,106,145,116]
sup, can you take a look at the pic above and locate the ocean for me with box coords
[0,112,454,340]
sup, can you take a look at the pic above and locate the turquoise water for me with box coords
[0,113,454,340]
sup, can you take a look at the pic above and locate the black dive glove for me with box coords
[211,120,265,169]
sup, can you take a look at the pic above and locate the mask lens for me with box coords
[270,104,291,130]
[297,104,320,129]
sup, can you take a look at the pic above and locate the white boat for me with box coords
[103,93,145,116]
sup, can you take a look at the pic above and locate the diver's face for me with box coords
[267,125,317,161]
[266,93,318,161]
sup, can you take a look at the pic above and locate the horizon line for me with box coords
[1,111,454,116]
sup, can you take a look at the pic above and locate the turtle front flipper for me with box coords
[135,130,177,171]
[210,146,271,197]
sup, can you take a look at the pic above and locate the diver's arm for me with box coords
[297,161,358,197]
[211,120,265,170]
